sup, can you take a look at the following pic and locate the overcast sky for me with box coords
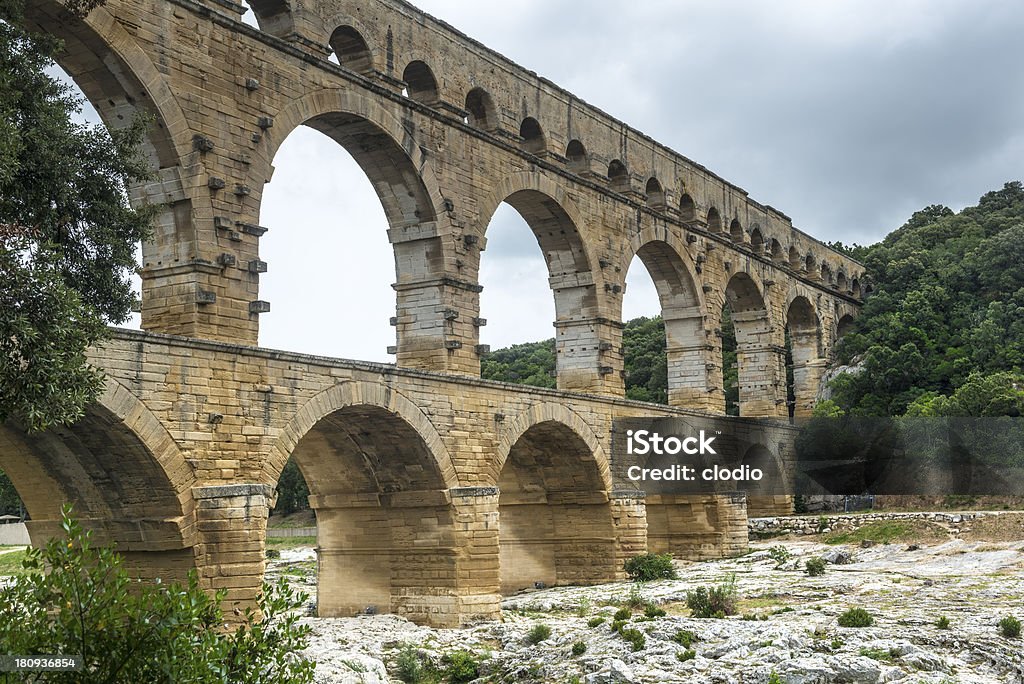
[89,1,1024,360]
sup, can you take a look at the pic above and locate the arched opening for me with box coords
[479,189,597,391]
[286,403,456,621]
[821,262,834,286]
[565,139,588,173]
[788,246,802,270]
[498,421,615,593]
[258,109,438,360]
[0,397,195,581]
[707,207,723,233]
[465,87,496,130]
[679,193,696,222]
[837,314,856,339]
[329,26,374,74]
[645,177,666,208]
[519,117,546,154]
[786,296,822,419]
[246,0,295,37]
[608,159,630,193]
[770,238,784,262]
[624,241,711,409]
[402,60,439,104]
[750,227,764,253]
[724,273,779,417]
[729,218,744,243]
[805,253,817,275]
[837,271,849,292]
[851,278,862,299]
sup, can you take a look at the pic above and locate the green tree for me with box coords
[273,458,311,515]
[0,0,153,432]
[0,507,315,682]
[622,316,667,403]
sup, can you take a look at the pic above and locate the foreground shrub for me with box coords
[525,623,552,645]
[686,574,738,618]
[571,640,587,656]
[936,615,950,630]
[838,607,874,627]
[676,648,696,662]
[624,553,678,581]
[671,629,698,647]
[768,546,792,567]
[0,507,314,683]
[643,603,666,618]
[619,627,646,651]
[396,645,437,684]
[587,616,606,628]
[613,607,632,621]
[805,557,827,576]
[441,650,480,683]
[999,616,1021,638]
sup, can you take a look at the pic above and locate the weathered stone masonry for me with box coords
[0,0,862,626]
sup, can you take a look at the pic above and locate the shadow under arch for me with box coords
[494,404,618,593]
[622,226,716,411]
[478,173,611,391]
[0,377,198,578]
[267,381,462,622]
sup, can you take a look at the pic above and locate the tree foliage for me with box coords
[0,0,153,431]
[273,459,311,516]
[831,182,1024,416]
[0,507,315,683]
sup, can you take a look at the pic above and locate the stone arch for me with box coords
[789,246,802,270]
[851,277,862,299]
[479,173,611,391]
[519,117,546,154]
[805,252,817,274]
[821,262,834,286]
[246,0,296,37]
[707,207,723,233]
[769,238,784,262]
[328,25,375,74]
[750,227,764,252]
[785,295,824,418]
[0,377,197,576]
[623,227,717,411]
[565,139,589,173]
[729,218,745,243]
[495,405,616,593]
[267,381,460,622]
[608,159,630,192]
[645,177,666,208]
[25,2,215,332]
[836,313,857,339]
[465,87,497,130]
[837,270,849,292]
[679,193,697,222]
[723,271,782,417]
[402,60,440,104]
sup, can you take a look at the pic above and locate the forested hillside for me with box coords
[828,181,1024,416]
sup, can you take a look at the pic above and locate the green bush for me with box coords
[571,640,587,656]
[768,672,783,684]
[676,649,696,662]
[0,506,314,683]
[999,615,1021,638]
[805,557,827,576]
[671,629,698,648]
[936,615,950,630]
[587,616,605,628]
[610,619,627,633]
[395,645,435,684]
[768,545,792,567]
[686,574,738,618]
[441,650,480,683]
[837,607,874,627]
[643,603,666,618]
[265,548,281,559]
[525,623,552,645]
[613,607,632,621]
[623,553,678,581]
[619,627,645,651]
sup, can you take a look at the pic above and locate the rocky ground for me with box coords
[266,520,1024,684]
